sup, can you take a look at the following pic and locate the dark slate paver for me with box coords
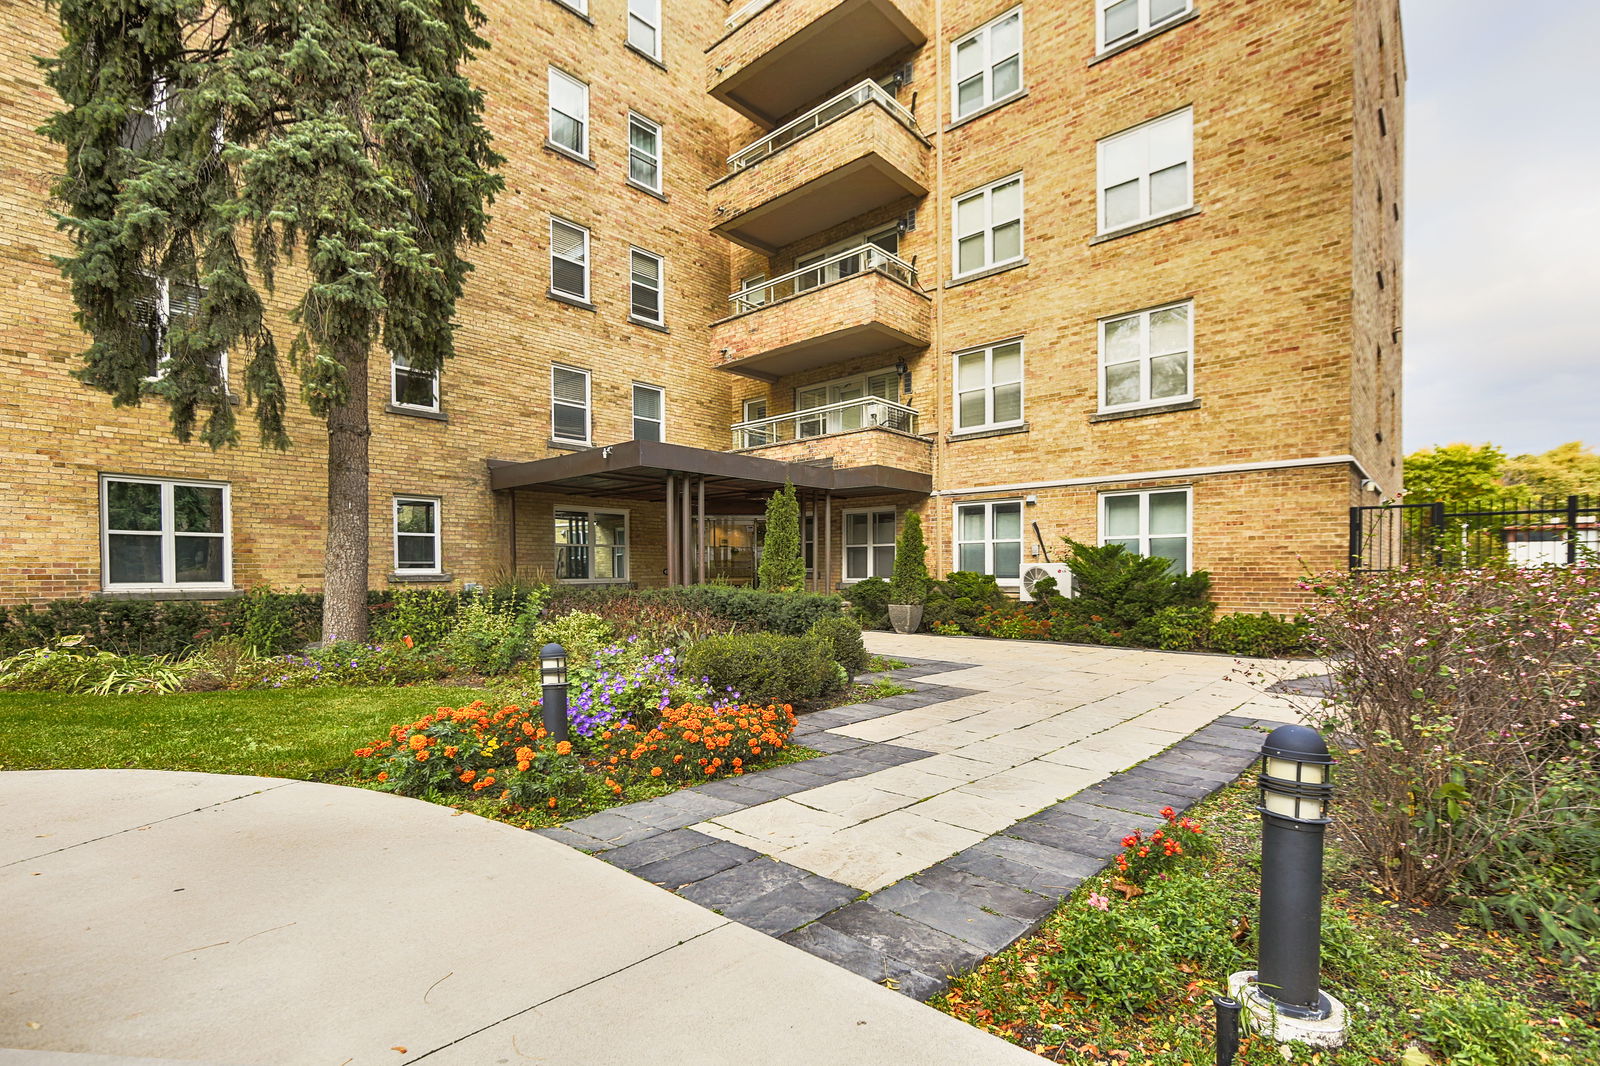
[721,874,861,936]
[778,923,940,999]
[533,826,608,852]
[865,881,1029,954]
[895,865,1060,926]
[818,901,987,980]
[558,810,657,847]
[596,827,720,872]
[676,857,813,911]
[630,840,762,889]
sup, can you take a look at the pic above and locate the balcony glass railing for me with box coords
[729,243,916,316]
[731,396,919,449]
[726,80,918,173]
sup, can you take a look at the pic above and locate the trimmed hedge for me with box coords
[808,615,869,677]
[549,584,843,636]
[681,632,840,702]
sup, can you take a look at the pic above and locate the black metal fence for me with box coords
[1349,495,1600,571]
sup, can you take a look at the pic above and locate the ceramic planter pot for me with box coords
[888,604,923,634]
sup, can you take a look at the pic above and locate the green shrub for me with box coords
[236,641,450,688]
[0,635,192,694]
[758,482,806,592]
[888,512,930,606]
[1060,539,1212,632]
[442,597,544,675]
[682,632,840,702]
[531,610,616,668]
[1415,982,1542,1066]
[372,588,460,647]
[845,576,891,631]
[551,585,842,637]
[808,615,868,677]
[1205,611,1309,657]
[924,571,1010,633]
[1128,603,1215,650]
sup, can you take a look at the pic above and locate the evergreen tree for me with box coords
[888,510,929,605]
[758,482,805,592]
[41,0,504,640]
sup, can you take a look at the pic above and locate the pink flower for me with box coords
[1087,892,1111,911]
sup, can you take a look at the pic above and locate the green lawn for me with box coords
[0,686,486,780]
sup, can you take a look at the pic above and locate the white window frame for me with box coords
[1098,300,1194,413]
[100,474,232,592]
[952,173,1024,279]
[393,496,443,575]
[1096,0,1193,53]
[551,365,592,445]
[390,352,440,412]
[547,67,589,158]
[555,507,630,583]
[627,112,663,192]
[952,338,1024,433]
[951,6,1023,121]
[1096,107,1194,234]
[555,0,587,14]
[629,247,665,325]
[952,498,1024,585]
[795,368,900,437]
[138,274,228,390]
[1099,487,1192,574]
[632,382,665,442]
[842,507,897,583]
[627,0,662,60]
[550,217,591,302]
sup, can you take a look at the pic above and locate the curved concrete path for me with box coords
[1,770,1040,1066]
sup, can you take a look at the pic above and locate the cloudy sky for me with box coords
[1401,0,1600,456]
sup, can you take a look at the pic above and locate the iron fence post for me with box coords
[1347,506,1362,570]
[1568,495,1581,565]
[1430,502,1446,566]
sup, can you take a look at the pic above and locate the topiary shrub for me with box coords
[682,632,840,702]
[924,571,1010,633]
[1060,540,1212,633]
[1128,604,1216,651]
[1205,611,1309,657]
[758,482,806,592]
[844,576,890,631]
[808,615,868,677]
[888,512,929,606]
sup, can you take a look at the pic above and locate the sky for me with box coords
[1400,0,1600,456]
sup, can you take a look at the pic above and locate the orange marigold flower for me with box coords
[548,797,559,809]
[517,760,531,772]
[444,746,459,758]
[556,741,572,755]
[516,746,535,762]
[500,790,510,801]
[673,754,684,764]
[650,767,663,777]
[750,746,762,755]
[416,751,430,762]
[522,721,536,736]
[376,772,388,782]
[408,734,428,751]
[460,770,477,783]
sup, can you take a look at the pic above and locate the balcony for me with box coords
[710,0,928,126]
[731,397,932,476]
[711,244,931,379]
[710,82,929,253]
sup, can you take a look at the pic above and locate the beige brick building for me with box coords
[0,0,1404,615]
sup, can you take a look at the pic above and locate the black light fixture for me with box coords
[539,642,570,742]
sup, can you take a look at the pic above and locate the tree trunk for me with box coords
[321,348,371,642]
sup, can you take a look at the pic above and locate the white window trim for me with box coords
[627,112,663,192]
[952,338,1024,433]
[950,6,1024,121]
[952,172,1024,279]
[390,352,440,412]
[632,382,665,442]
[629,247,665,325]
[551,364,592,446]
[1096,0,1194,53]
[100,474,232,592]
[627,0,662,59]
[1098,487,1193,574]
[393,496,443,575]
[1097,300,1194,413]
[795,367,901,437]
[139,274,228,391]
[555,0,587,14]
[547,67,589,158]
[951,498,1024,586]
[1096,107,1194,234]
[554,506,631,583]
[550,217,591,302]
[841,507,897,583]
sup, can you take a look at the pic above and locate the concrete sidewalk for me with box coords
[1,770,1041,1066]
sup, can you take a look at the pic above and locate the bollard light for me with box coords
[540,642,569,687]
[539,642,570,743]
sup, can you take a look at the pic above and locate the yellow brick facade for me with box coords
[0,0,1402,614]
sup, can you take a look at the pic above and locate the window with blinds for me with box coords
[632,383,664,442]
[630,249,663,323]
[550,218,590,300]
[548,68,589,156]
[552,365,591,444]
[628,113,662,191]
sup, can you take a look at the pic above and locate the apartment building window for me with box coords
[548,68,589,157]
[1101,488,1190,573]
[1098,0,1192,52]
[1098,108,1192,233]
[796,369,898,437]
[954,339,1023,431]
[137,274,226,388]
[628,113,662,192]
[953,174,1023,278]
[844,509,896,581]
[551,365,592,445]
[627,0,661,59]
[632,383,664,441]
[952,7,1022,121]
[394,497,442,574]
[121,75,172,153]
[803,514,816,576]
[738,273,767,310]
[954,499,1023,581]
[630,248,664,324]
[390,353,439,412]
[101,475,230,590]
[554,0,587,14]
[739,397,774,447]
[550,218,590,301]
[1099,301,1192,410]
[556,509,628,581]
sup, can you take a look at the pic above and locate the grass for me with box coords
[868,654,909,671]
[934,779,1600,1064]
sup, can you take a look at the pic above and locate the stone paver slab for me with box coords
[699,798,856,850]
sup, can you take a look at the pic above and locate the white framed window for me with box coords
[1097,108,1193,233]
[952,7,1022,121]
[1098,0,1192,52]
[628,113,662,192]
[632,382,664,442]
[628,0,662,59]
[803,513,816,576]
[555,0,588,14]
[394,497,442,574]
[1100,487,1191,573]
[550,218,590,301]
[739,396,774,447]
[953,173,1023,278]
[954,339,1023,432]
[556,508,628,581]
[953,499,1023,582]
[844,508,897,582]
[795,369,899,437]
[390,353,439,412]
[796,226,899,292]
[548,67,589,157]
[136,274,227,388]
[630,248,664,324]
[1099,301,1192,411]
[737,272,767,311]
[100,475,230,591]
[551,365,591,445]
